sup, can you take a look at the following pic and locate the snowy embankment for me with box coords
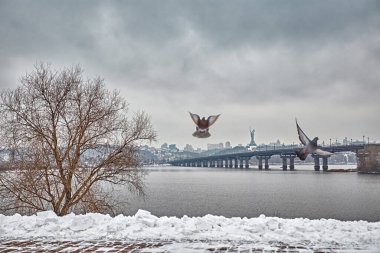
[1,210,380,250]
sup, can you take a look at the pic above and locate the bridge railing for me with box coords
[170,144,367,164]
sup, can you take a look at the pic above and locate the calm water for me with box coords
[120,165,380,222]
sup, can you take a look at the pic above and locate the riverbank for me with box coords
[1,210,379,252]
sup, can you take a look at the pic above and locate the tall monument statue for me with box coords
[249,127,257,147]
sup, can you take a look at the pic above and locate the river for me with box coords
[120,164,380,222]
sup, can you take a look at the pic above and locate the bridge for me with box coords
[169,144,366,171]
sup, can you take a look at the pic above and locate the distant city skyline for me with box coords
[157,136,371,151]
[1,1,379,149]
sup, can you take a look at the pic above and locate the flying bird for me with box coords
[295,119,333,160]
[189,112,220,138]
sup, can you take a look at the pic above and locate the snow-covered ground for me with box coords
[1,209,380,252]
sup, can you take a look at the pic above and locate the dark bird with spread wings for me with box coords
[189,112,220,138]
[295,119,333,160]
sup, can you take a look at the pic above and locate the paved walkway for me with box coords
[0,240,374,253]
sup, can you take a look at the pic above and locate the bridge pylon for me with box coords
[256,155,271,170]
[280,154,297,171]
[312,154,331,171]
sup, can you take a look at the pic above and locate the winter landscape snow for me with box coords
[1,209,380,252]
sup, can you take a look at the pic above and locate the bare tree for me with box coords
[0,64,156,216]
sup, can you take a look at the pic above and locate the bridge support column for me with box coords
[313,155,320,171]
[245,158,250,169]
[234,158,238,168]
[289,156,295,171]
[239,158,244,168]
[229,158,233,168]
[322,156,329,171]
[282,157,288,170]
[257,157,263,170]
[264,157,270,170]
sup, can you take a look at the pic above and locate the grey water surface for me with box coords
[119,165,380,222]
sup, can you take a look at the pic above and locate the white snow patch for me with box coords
[0,210,379,250]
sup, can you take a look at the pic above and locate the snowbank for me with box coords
[1,210,379,250]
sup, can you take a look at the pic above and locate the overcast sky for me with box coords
[1,0,379,149]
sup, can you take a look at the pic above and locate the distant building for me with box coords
[225,141,231,149]
[161,143,168,149]
[184,144,194,152]
[207,143,224,150]
[268,139,281,146]
[168,144,179,152]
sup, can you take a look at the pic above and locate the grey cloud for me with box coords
[0,0,379,146]
[178,1,380,48]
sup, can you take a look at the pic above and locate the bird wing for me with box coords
[207,114,221,127]
[315,149,333,156]
[296,119,311,145]
[189,112,200,125]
